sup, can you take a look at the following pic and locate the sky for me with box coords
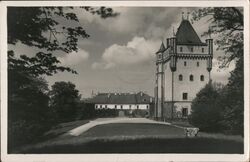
[9,7,235,98]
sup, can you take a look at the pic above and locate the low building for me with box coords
[85,92,154,117]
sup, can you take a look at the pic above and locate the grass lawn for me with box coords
[18,123,243,154]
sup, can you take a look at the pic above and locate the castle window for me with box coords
[191,47,193,52]
[121,105,123,109]
[115,105,117,109]
[202,48,204,53]
[190,75,194,81]
[200,75,204,81]
[95,105,98,109]
[183,93,188,100]
[105,105,107,109]
[182,108,188,117]
[184,61,187,66]
[129,105,132,109]
[180,47,183,52]
[197,62,199,67]
[179,74,183,81]
[137,105,139,109]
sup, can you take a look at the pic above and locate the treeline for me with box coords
[8,70,84,149]
[189,57,244,136]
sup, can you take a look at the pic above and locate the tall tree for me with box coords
[192,7,244,135]
[50,81,80,122]
[7,7,118,150]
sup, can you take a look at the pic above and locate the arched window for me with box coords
[200,75,204,81]
[197,62,199,67]
[179,74,183,81]
[190,75,194,81]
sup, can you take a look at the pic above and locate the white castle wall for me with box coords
[164,45,210,115]
[177,45,208,54]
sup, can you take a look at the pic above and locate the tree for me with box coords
[192,7,243,67]
[189,82,224,132]
[219,57,244,135]
[50,81,81,122]
[7,7,118,149]
[191,8,244,135]
[8,7,118,75]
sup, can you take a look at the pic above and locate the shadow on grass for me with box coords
[20,137,243,154]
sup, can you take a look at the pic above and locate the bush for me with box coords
[189,82,223,132]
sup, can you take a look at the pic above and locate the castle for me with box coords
[154,16,213,120]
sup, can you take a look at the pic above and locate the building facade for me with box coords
[86,92,154,117]
[154,18,213,120]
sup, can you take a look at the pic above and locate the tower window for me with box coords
[200,75,204,81]
[184,61,187,66]
[191,47,193,52]
[179,74,183,81]
[180,47,183,52]
[182,108,188,117]
[190,75,194,81]
[183,93,188,100]
[197,62,199,67]
[202,48,204,53]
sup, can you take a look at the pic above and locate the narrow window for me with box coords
[179,74,183,81]
[95,105,98,109]
[182,108,188,117]
[200,75,204,81]
[202,48,204,53]
[183,93,188,100]
[191,47,193,52]
[197,62,199,67]
[184,61,187,66]
[115,105,117,109]
[180,47,183,52]
[121,105,123,109]
[129,105,132,109]
[105,105,107,109]
[146,105,149,109]
[190,75,194,81]
[137,105,139,109]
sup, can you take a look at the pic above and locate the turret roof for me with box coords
[156,42,166,54]
[176,20,206,46]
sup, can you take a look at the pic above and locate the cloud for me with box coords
[58,48,89,66]
[92,36,160,69]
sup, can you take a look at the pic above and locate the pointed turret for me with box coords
[156,42,166,54]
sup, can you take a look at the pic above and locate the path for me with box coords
[66,117,171,136]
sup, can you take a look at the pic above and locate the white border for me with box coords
[1,1,249,162]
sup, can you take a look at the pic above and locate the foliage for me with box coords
[192,7,243,67]
[190,7,244,135]
[8,7,118,75]
[189,82,223,132]
[8,6,118,149]
[50,81,81,122]
[219,56,244,135]
[8,62,54,148]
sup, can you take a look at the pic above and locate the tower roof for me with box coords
[156,42,166,54]
[176,20,206,46]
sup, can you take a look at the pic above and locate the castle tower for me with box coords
[154,16,213,120]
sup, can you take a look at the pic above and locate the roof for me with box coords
[176,20,206,46]
[85,92,153,104]
[156,42,166,54]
